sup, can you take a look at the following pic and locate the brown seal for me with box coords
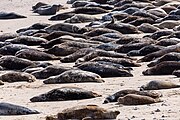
[140,80,180,90]
[46,105,120,120]
[117,94,162,105]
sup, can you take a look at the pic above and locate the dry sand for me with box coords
[0,0,180,120]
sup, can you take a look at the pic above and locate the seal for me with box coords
[30,86,101,102]
[0,56,35,70]
[137,44,180,62]
[156,38,180,46]
[90,57,140,67]
[31,65,71,79]
[154,20,180,29]
[15,49,60,61]
[147,52,180,67]
[77,61,133,77]
[127,45,164,56]
[0,44,31,55]
[6,36,47,46]
[0,32,18,42]
[49,12,75,21]
[0,11,26,19]
[117,94,162,105]
[44,23,80,33]
[89,35,119,43]
[0,102,39,115]
[172,70,180,77]
[32,2,48,10]
[143,61,180,75]
[60,48,96,63]
[46,105,120,120]
[149,30,173,40]
[65,14,99,23]
[137,23,160,33]
[115,42,150,53]
[43,69,104,84]
[0,71,36,83]
[140,80,180,90]
[72,7,109,15]
[103,89,161,104]
[33,4,65,15]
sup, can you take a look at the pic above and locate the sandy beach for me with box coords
[0,0,180,120]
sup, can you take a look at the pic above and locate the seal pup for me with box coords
[43,69,104,84]
[137,44,180,62]
[103,89,161,104]
[140,80,180,90]
[31,65,72,79]
[30,86,101,102]
[6,36,47,46]
[46,105,120,120]
[15,49,60,61]
[0,71,36,83]
[77,61,133,77]
[143,61,180,75]
[0,102,39,115]
[147,52,180,67]
[0,56,35,70]
[0,12,26,19]
[117,94,162,105]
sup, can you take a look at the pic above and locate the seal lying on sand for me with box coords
[0,33,18,41]
[117,94,162,105]
[49,12,75,21]
[31,65,71,79]
[140,80,180,90]
[103,89,161,104]
[0,71,36,83]
[46,105,120,120]
[77,61,133,77]
[15,49,60,61]
[30,86,101,102]
[0,56,35,70]
[0,12,26,19]
[143,61,180,75]
[0,102,39,115]
[43,69,104,84]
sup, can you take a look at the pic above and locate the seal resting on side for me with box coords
[46,105,120,120]
[0,102,39,115]
[140,80,180,90]
[0,71,36,83]
[103,89,161,104]
[117,94,162,105]
[43,69,104,84]
[30,86,101,102]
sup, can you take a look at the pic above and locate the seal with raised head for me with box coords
[77,61,133,77]
[143,61,180,75]
[43,69,104,84]
[46,105,120,120]
[103,89,161,104]
[15,49,60,61]
[117,94,162,105]
[0,71,36,83]
[140,80,180,90]
[0,12,26,19]
[0,102,39,115]
[30,86,101,102]
[31,65,71,79]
